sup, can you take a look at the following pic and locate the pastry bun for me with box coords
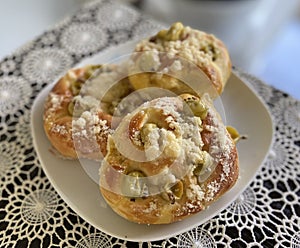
[128,22,232,96]
[43,64,133,160]
[99,93,238,224]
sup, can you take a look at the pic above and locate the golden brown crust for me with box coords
[128,22,231,96]
[43,66,89,159]
[43,64,132,160]
[99,94,238,224]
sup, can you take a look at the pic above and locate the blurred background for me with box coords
[0,0,300,99]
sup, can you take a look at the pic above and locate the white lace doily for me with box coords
[0,1,299,247]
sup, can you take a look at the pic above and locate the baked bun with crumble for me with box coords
[43,64,133,160]
[128,22,231,97]
[99,93,239,224]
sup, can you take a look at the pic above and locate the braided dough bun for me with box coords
[43,64,133,160]
[99,93,238,224]
[128,22,231,96]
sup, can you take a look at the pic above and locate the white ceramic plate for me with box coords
[31,41,273,242]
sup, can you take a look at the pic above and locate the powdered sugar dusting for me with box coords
[72,110,111,139]
[143,201,158,214]
[201,103,235,201]
[50,124,69,135]
[49,93,63,109]
[186,184,205,202]
[206,180,221,202]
